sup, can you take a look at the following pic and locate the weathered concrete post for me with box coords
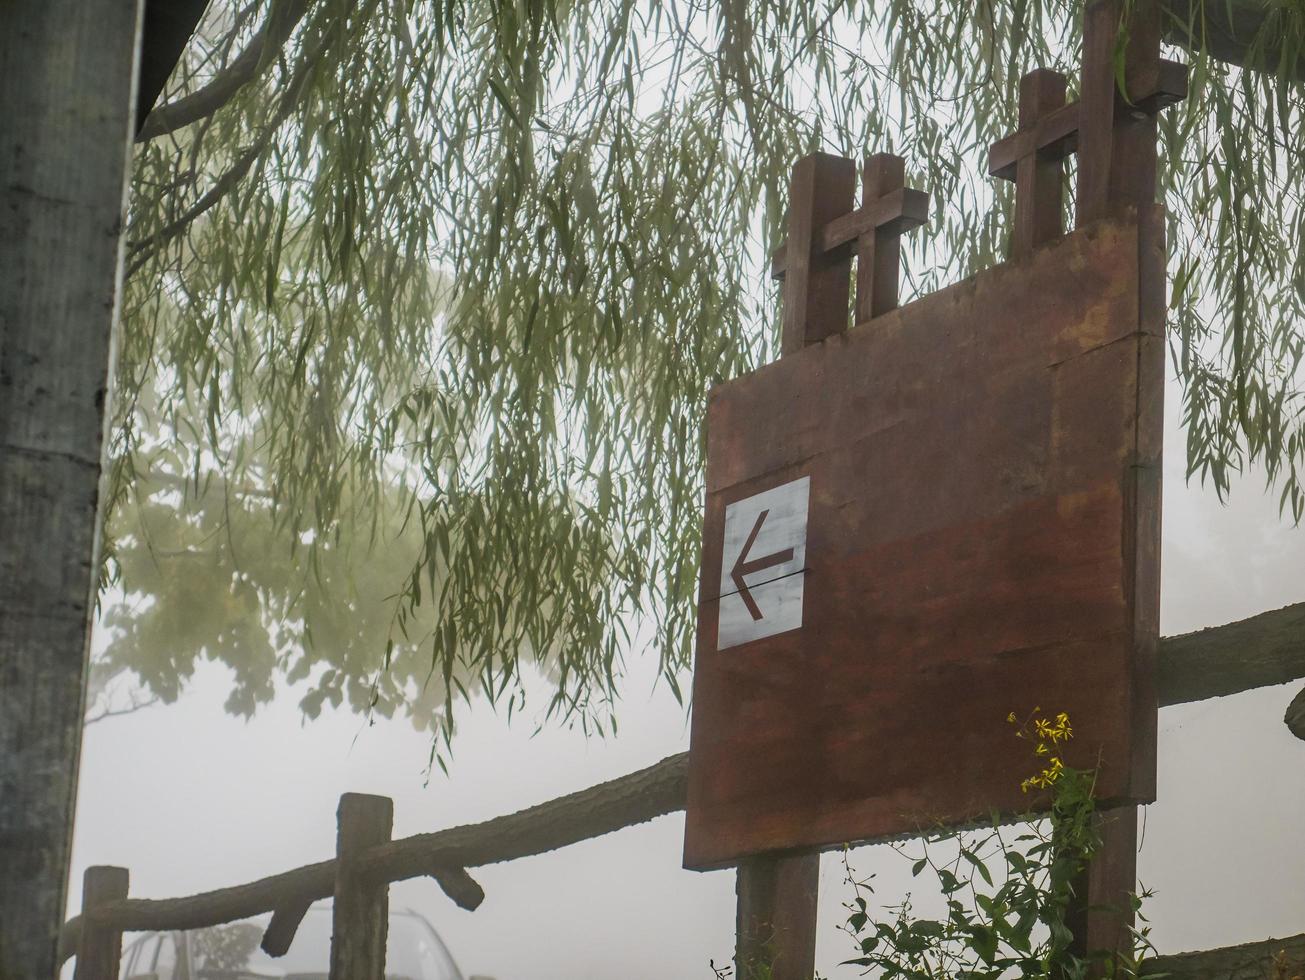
[0,2,144,977]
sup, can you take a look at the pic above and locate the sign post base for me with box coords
[735,852,819,980]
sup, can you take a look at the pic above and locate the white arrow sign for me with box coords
[717,476,809,650]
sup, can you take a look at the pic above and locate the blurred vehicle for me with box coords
[119,902,485,980]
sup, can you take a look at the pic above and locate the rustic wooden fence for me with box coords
[57,600,1305,979]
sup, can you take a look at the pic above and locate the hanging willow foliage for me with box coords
[103,0,1304,757]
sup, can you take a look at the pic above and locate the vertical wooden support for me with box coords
[73,866,129,980]
[330,793,393,980]
[1077,0,1163,225]
[781,153,857,354]
[1012,70,1069,259]
[1069,3,1163,968]
[855,154,906,321]
[738,151,843,972]
[736,853,820,980]
[0,2,144,977]
[1065,807,1139,972]
[1109,1,1163,210]
[1075,0,1121,227]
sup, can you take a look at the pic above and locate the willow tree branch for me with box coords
[126,22,331,278]
[125,130,274,278]
[136,0,313,144]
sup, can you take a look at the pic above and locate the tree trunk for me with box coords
[0,2,143,977]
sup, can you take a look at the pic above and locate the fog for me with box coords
[67,378,1305,979]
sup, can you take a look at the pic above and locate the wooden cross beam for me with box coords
[988,41,1187,257]
[772,152,929,353]
[1006,69,1070,259]
[987,60,1187,181]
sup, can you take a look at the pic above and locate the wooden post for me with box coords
[781,153,857,354]
[73,866,129,980]
[1066,807,1139,972]
[0,2,144,977]
[1011,70,1069,259]
[330,793,393,980]
[1077,0,1166,226]
[736,853,820,980]
[855,154,907,321]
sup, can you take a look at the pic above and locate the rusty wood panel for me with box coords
[685,209,1164,870]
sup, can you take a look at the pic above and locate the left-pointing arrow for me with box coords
[729,509,795,621]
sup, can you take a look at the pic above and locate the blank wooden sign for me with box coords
[684,209,1164,871]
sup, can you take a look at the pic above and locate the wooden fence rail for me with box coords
[60,601,1305,978]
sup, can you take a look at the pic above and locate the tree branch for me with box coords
[1158,602,1305,706]
[136,0,312,144]
[83,694,161,727]
[1151,931,1305,980]
[1163,0,1304,85]
[126,21,332,277]
[1285,684,1305,741]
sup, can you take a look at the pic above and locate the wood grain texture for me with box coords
[1159,602,1305,706]
[735,853,819,980]
[0,2,143,976]
[685,209,1165,869]
[1152,932,1305,980]
[1012,69,1069,260]
[1065,808,1138,968]
[780,153,856,353]
[72,867,129,980]
[330,794,392,980]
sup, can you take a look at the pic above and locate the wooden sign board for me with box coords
[684,207,1164,871]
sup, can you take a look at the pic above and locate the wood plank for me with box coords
[0,2,144,977]
[687,212,1162,869]
[1065,808,1139,973]
[1011,69,1068,260]
[771,187,930,278]
[735,854,819,980]
[330,794,393,980]
[72,867,129,980]
[1152,931,1305,980]
[780,153,856,352]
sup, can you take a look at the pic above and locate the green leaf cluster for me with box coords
[109,0,1305,747]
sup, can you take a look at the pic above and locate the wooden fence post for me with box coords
[329,793,393,980]
[73,866,128,980]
